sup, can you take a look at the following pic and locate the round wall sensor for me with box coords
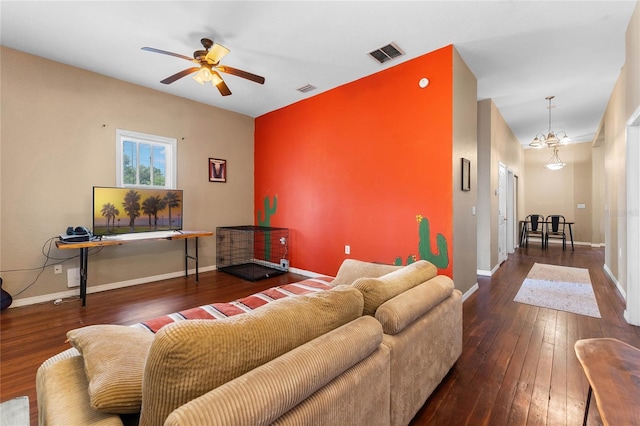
[419,78,430,88]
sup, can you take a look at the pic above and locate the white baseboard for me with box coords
[287,266,322,277]
[462,283,479,302]
[603,263,626,300]
[9,265,217,308]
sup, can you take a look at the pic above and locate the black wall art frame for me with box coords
[209,158,227,183]
[461,158,471,191]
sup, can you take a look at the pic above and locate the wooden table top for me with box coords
[55,230,213,249]
[574,338,640,425]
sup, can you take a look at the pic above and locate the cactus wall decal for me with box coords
[257,195,277,227]
[257,195,278,260]
[394,214,449,269]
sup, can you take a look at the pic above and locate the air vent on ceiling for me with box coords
[368,42,404,64]
[297,84,317,93]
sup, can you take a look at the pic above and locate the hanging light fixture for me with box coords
[545,147,566,170]
[529,96,572,149]
[192,65,224,87]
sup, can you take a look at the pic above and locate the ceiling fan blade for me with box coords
[215,79,232,97]
[160,67,200,84]
[142,47,194,62]
[217,65,265,84]
[205,43,230,65]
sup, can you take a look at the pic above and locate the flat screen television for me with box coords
[93,186,183,236]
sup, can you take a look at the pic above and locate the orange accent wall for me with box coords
[255,45,454,277]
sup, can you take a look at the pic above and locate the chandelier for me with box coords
[529,96,571,170]
[529,96,572,148]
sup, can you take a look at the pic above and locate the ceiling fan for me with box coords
[142,38,265,96]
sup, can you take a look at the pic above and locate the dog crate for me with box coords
[216,225,289,281]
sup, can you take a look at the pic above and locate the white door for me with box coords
[498,162,507,264]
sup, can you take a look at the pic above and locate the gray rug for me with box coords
[0,396,29,426]
[514,263,601,318]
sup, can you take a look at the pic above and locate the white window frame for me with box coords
[115,129,177,189]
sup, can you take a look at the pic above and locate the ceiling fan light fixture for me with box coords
[193,66,214,85]
[193,72,205,85]
[210,71,223,86]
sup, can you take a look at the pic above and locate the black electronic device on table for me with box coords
[59,226,93,243]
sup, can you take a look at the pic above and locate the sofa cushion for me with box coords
[139,285,364,426]
[66,324,154,414]
[163,316,386,426]
[352,260,438,316]
[331,259,401,286]
[375,275,454,334]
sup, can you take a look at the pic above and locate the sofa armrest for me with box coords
[164,316,383,426]
[36,351,124,426]
[375,275,454,335]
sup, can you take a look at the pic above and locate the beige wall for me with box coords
[523,143,593,244]
[477,99,524,274]
[452,48,478,294]
[1,47,255,304]
[590,0,639,297]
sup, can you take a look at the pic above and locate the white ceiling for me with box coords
[1,1,636,146]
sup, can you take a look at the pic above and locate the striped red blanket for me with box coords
[133,276,335,333]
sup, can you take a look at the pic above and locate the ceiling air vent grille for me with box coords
[297,84,317,93]
[368,42,404,64]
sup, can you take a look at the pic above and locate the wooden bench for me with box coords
[574,338,640,425]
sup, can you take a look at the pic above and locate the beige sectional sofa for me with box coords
[36,259,462,426]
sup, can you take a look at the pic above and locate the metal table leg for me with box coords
[184,237,200,283]
[79,247,88,307]
[570,223,575,251]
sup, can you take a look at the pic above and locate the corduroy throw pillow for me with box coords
[331,259,402,286]
[352,260,438,316]
[66,324,154,413]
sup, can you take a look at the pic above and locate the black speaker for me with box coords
[60,226,93,243]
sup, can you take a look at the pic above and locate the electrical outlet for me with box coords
[345,245,351,255]
[54,265,62,274]
[67,268,80,287]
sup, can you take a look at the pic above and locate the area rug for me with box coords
[0,396,29,426]
[514,263,601,318]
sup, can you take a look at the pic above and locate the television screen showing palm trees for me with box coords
[93,187,183,236]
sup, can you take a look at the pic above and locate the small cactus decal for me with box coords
[395,214,449,269]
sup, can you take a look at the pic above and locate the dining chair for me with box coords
[545,215,567,250]
[524,214,545,249]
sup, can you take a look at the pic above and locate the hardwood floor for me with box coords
[411,245,640,426]
[1,246,638,425]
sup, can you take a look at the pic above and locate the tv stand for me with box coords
[55,230,213,306]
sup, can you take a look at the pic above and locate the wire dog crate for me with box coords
[216,226,289,281]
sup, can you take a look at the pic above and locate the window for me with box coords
[116,129,177,189]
